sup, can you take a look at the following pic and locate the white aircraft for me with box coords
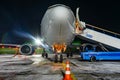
[18,4,85,62]
[40,4,85,62]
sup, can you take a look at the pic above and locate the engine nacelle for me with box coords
[19,44,34,55]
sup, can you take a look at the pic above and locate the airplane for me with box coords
[17,4,85,63]
[40,4,85,62]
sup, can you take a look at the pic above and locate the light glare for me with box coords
[35,38,41,45]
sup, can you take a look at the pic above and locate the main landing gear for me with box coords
[42,48,48,58]
[66,52,73,58]
[42,52,48,58]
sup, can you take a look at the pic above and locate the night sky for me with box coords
[0,0,120,44]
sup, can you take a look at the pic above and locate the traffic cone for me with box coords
[63,60,72,80]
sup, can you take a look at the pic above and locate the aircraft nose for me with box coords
[53,6,69,19]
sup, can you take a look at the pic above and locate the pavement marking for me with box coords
[71,73,78,80]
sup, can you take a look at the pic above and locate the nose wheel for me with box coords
[60,54,63,63]
[54,54,58,63]
[54,54,63,63]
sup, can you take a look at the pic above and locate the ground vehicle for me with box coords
[81,52,120,61]
[80,43,120,61]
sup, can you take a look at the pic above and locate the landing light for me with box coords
[34,38,49,49]
[35,38,43,46]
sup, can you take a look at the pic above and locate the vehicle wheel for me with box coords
[54,55,58,63]
[42,53,44,57]
[60,54,63,63]
[45,53,48,58]
[90,56,96,62]
[66,53,69,58]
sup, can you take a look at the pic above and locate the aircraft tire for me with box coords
[42,53,44,57]
[67,53,69,58]
[60,54,63,63]
[45,53,48,58]
[54,54,58,63]
[70,52,73,57]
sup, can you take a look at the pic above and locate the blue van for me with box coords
[80,43,120,61]
[81,52,120,61]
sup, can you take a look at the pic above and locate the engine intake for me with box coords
[19,44,34,55]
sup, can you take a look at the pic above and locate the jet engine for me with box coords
[19,44,34,55]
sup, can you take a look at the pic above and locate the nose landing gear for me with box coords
[54,53,63,63]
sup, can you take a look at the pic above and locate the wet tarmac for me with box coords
[70,59,120,80]
[0,54,120,80]
[0,55,63,80]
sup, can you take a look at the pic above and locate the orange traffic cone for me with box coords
[63,60,72,80]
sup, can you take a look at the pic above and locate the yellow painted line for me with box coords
[62,62,66,69]
[71,73,78,80]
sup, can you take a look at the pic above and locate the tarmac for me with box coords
[0,54,120,80]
